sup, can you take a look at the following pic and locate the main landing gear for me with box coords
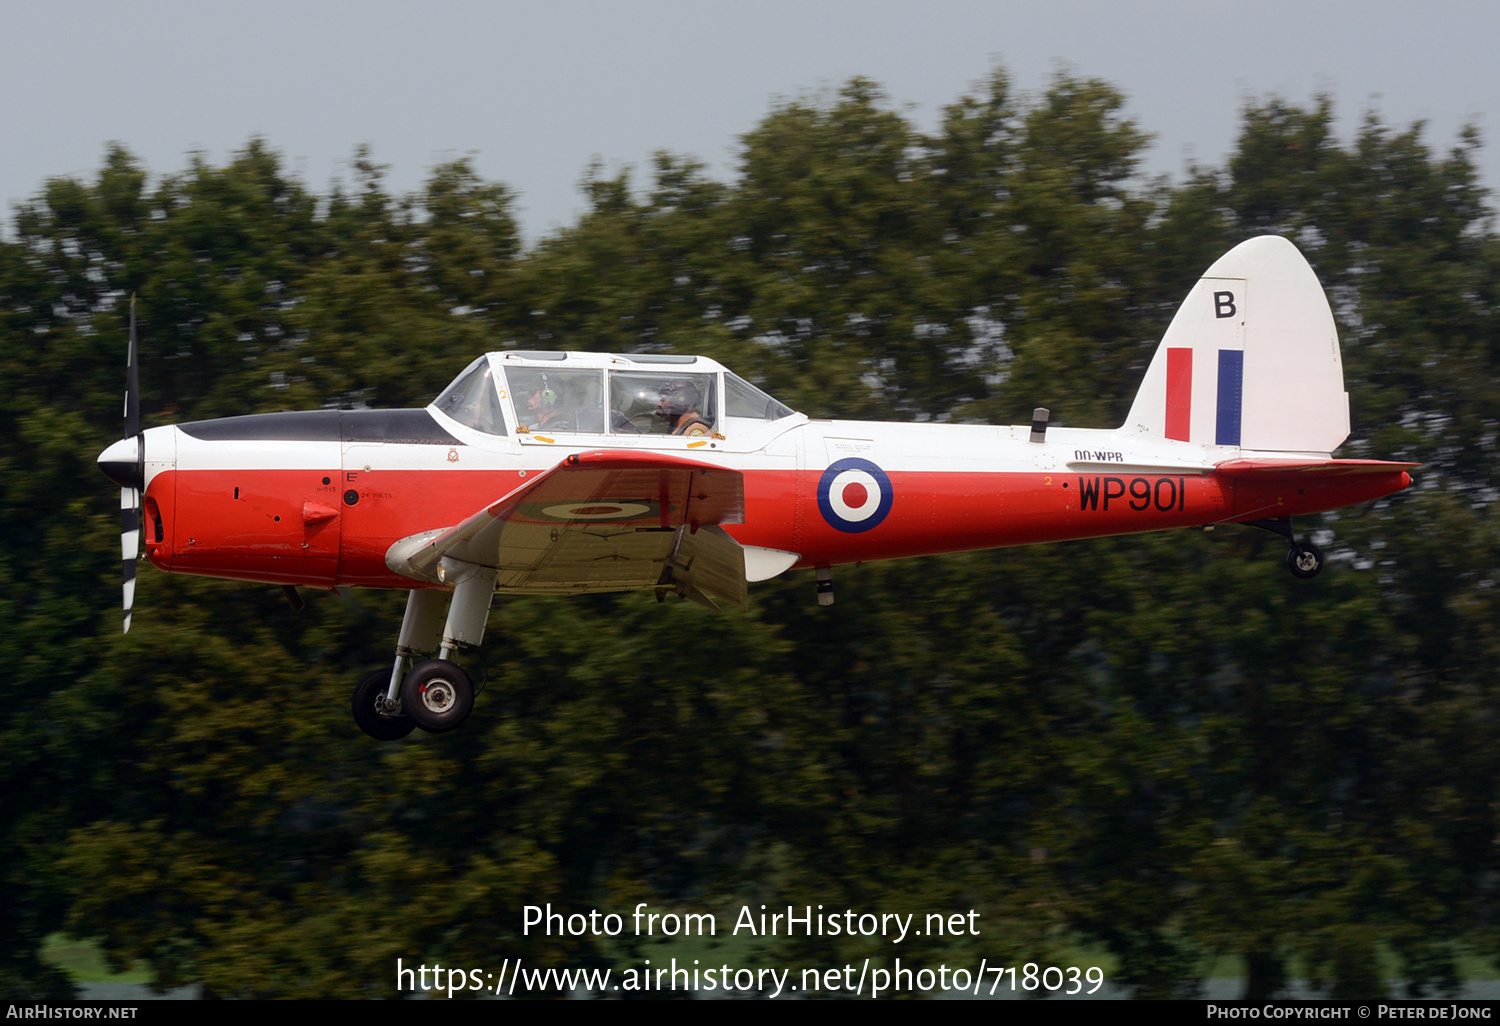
[401,659,475,733]
[351,564,498,741]
[352,668,416,740]
[1244,517,1325,580]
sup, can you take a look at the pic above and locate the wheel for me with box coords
[400,659,475,733]
[351,669,416,741]
[1286,542,1325,579]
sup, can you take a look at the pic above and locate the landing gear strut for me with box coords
[1244,517,1325,579]
[351,564,497,740]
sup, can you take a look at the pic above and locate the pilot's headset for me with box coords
[657,378,700,417]
[533,375,558,408]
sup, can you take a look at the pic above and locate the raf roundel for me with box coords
[817,458,894,533]
[524,501,657,522]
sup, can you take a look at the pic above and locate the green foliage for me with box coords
[1,72,1496,999]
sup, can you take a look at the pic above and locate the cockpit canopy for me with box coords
[430,352,794,437]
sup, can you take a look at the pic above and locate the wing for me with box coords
[385,450,748,609]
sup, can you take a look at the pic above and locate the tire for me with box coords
[352,669,416,741]
[400,659,475,733]
[1286,542,1325,580]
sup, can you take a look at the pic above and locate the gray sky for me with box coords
[3,1,1494,244]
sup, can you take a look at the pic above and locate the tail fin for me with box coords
[1123,236,1350,454]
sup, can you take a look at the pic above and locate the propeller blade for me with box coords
[122,485,139,633]
[125,296,139,438]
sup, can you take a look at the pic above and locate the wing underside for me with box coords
[386,450,749,609]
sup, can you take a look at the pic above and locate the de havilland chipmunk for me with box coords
[98,236,1415,739]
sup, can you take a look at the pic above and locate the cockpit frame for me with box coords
[426,350,798,451]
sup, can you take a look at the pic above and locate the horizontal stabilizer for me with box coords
[1216,458,1419,479]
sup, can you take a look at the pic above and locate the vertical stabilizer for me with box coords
[1123,236,1350,453]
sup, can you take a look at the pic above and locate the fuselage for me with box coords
[117,352,1410,593]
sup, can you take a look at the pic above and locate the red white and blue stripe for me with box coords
[1164,347,1244,446]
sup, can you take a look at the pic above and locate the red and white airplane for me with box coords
[99,236,1414,739]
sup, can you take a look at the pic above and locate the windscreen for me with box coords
[433,357,508,435]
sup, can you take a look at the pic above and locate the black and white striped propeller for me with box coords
[122,298,141,632]
[98,297,145,633]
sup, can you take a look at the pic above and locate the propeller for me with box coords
[117,297,142,633]
[98,297,150,632]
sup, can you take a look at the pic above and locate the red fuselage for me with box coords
[140,426,1410,591]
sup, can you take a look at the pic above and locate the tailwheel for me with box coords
[1286,541,1325,580]
[1244,519,1326,580]
[352,669,416,741]
[401,659,475,733]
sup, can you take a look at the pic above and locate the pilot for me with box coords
[526,378,567,432]
[657,378,710,437]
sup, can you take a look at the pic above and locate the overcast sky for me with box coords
[3,1,1494,244]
